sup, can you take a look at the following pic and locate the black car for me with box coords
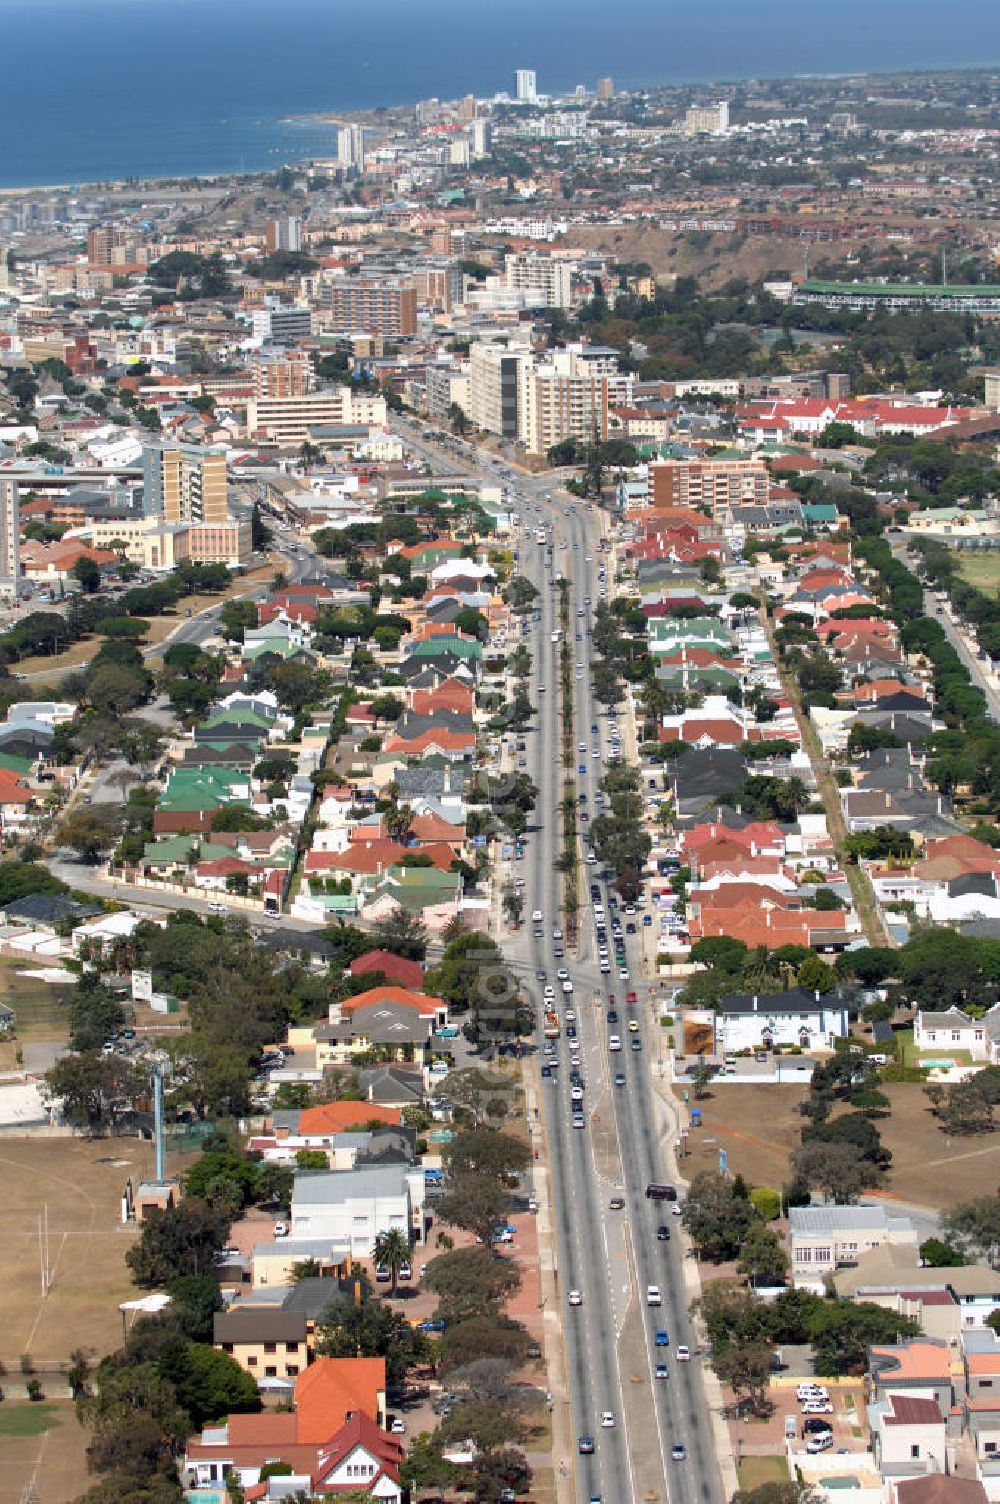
[657,1225,670,1241]
[566,1025,577,1039]
[607,1010,619,1024]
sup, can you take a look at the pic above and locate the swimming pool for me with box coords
[921,1057,957,1069]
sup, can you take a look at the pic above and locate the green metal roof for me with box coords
[802,279,1000,299]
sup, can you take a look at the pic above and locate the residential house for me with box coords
[213,1307,312,1383]
[290,1162,425,1254]
[870,1393,948,1479]
[714,985,850,1053]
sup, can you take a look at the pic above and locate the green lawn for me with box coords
[957,553,1000,594]
[896,1028,973,1068]
[737,1456,789,1490]
[0,958,70,1042]
[0,1402,64,1438]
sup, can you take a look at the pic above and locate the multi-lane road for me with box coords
[396,418,724,1504]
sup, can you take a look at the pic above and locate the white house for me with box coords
[914,1009,988,1061]
[870,1393,948,1479]
[289,1163,424,1254]
[714,985,849,1054]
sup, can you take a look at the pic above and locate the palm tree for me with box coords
[372,1227,411,1294]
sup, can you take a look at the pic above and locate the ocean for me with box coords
[1,0,999,190]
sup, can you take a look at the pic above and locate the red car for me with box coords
[607,993,616,1005]
[626,991,638,1005]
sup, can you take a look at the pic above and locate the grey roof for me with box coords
[214,1308,307,1343]
[950,872,999,899]
[789,1204,910,1234]
[871,1019,895,1045]
[0,893,99,923]
[292,1162,412,1204]
[359,1064,425,1104]
[719,986,841,1018]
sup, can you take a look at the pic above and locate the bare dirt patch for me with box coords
[0,1400,91,1504]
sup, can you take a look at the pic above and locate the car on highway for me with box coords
[657,1225,671,1240]
[631,1038,643,1052]
[676,1345,691,1361]
[609,1034,622,1051]
[600,1411,615,1428]
[655,1362,668,1379]
[578,1435,595,1455]
[609,1196,625,1210]
[568,1289,583,1306]
[671,1443,686,1462]
[628,1018,639,1033]
[572,1112,585,1129]
[614,1072,626,1087]
[647,1285,662,1306]
[655,1329,669,1346]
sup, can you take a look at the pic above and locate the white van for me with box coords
[609,1035,622,1052]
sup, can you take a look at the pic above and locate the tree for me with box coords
[166,1273,223,1342]
[69,975,126,1053]
[943,1197,1000,1266]
[155,1339,259,1429]
[796,954,838,993]
[372,1227,412,1294]
[810,1300,918,1376]
[438,1175,511,1249]
[444,1127,531,1185]
[43,1050,140,1128]
[714,1338,774,1416]
[423,1247,521,1322]
[88,664,149,716]
[125,1199,231,1287]
[920,1238,965,1268]
[691,1061,716,1100]
[372,908,427,961]
[438,1315,530,1373]
[790,1140,868,1204]
[681,1172,755,1262]
[316,1294,428,1389]
[58,805,120,862]
[73,555,102,593]
[737,1223,789,1288]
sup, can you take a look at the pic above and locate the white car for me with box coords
[676,1345,691,1362]
[798,1384,829,1401]
[646,1285,662,1306]
[802,1400,834,1414]
[609,1035,622,1052]
[601,1410,615,1428]
[532,910,543,923]
[569,1289,583,1306]
[562,980,574,994]
[273,1221,289,1238]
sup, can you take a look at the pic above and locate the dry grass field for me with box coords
[0,1400,92,1504]
[681,1080,1000,1212]
[0,1138,144,1365]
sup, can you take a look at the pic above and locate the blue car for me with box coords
[655,1330,669,1346]
[578,763,587,774]
[418,1318,446,1333]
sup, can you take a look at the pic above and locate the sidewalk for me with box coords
[524,1062,576,1504]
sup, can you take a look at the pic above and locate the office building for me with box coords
[265,216,303,254]
[425,363,471,422]
[470,117,493,159]
[317,278,417,337]
[250,304,312,344]
[246,389,388,445]
[0,479,20,592]
[469,343,530,440]
[142,442,228,525]
[650,456,769,514]
[597,76,614,100]
[683,100,730,135]
[505,251,575,309]
[515,69,538,105]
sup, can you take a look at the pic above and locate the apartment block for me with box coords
[246,389,388,445]
[425,363,471,422]
[650,456,770,514]
[683,100,730,135]
[468,343,529,439]
[505,251,575,309]
[412,261,463,313]
[265,216,302,253]
[251,350,315,399]
[0,478,20,592]
[597,76,614,100]
[518,348,632,455]
[142,442,228,525]
[317,278,417,337]
[516,69,538,104]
